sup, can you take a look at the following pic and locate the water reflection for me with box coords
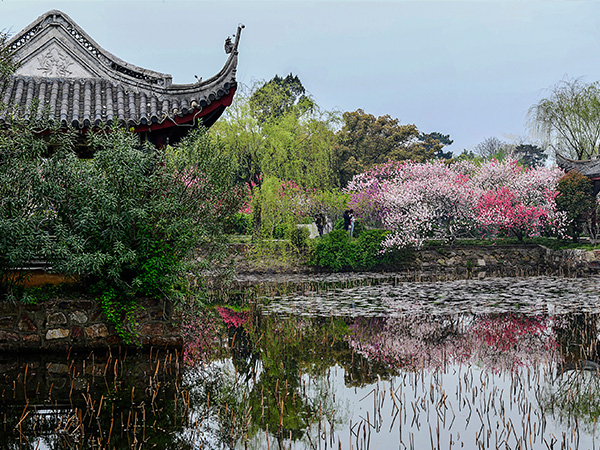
[0,349,190,449]
[184,308,600,449]
[348,313,556,372]
[2,277,600,449]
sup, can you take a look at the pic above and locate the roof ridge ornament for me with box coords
[225,24,245,55]
[8,10,172,86]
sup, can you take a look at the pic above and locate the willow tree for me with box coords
[529,79,600,160]
[211,77,340,192]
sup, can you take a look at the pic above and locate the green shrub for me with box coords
[224,212,253,234]
[273,223,293,239]
[556,171,596,241]
[352,230,388,268]
[38,126,244,294]
[1,122,245,341]
[0,119,56,296]
[290,226,310,251]
[333,218,365,238]
[309,230,353,271]
[309,229,411,271]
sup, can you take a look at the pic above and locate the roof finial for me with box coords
[224,37,234,54]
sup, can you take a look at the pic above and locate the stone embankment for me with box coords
[544,247,600,274]
[401,245,600,279]
[0,298,181,352]
[2,243,599,352]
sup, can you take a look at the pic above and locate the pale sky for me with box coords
[2,0,599,152]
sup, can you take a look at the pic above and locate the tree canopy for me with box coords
[249,73,314,124]
[335,109,449,187]
[472,136,508,160]
[470,136,548,168]
[424,132,454,159]
[211,76,339,192]
[212,77,454,192]
[529,78,600,160]
[514,144,547,168]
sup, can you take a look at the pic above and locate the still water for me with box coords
[2,276,600,449]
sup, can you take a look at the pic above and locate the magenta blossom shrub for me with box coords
[470,159,565,240]
[217,307,249,329]
[475,186,555,240]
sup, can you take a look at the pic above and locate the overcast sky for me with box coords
[2,0,600,152]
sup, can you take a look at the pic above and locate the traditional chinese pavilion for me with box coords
[0,10,243,148]
[556,153,600,196]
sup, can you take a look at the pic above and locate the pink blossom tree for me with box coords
[471,159,565,240]
[345,158,566,248]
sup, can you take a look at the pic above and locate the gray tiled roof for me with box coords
[556,153,600,179]
[1,75,236,128]
[0,10,242,130]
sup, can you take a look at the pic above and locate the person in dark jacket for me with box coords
[315,213,325,237]
[343,210,351,231]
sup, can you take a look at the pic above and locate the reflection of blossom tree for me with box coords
[347,313,557,372]
[349,315,468,369]
[180,308,223,366]
[217,306,249,328]
[469,314,557,372]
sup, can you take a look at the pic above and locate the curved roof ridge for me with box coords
[556,152,600,179]
[7,9,173,87]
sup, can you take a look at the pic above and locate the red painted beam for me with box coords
[133,85,237,133]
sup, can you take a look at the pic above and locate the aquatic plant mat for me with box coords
[3,275,600,449]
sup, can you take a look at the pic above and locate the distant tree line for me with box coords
[211,74,456,192]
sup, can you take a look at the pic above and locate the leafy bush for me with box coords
[39,126,243,293]
[273,223,293,239]
[556,171,596,241]
[224,213,253,234]
[290,226,310,251]
[309,230,353,271]
[352,230,388,268]
[0,122,245,341]
[0,121,64,296]
[309,229,411,271]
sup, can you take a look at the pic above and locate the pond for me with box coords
[2,275,600,449]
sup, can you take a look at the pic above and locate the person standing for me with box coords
[343,210,351,231]
[315,213,325,237]
[349,209,355,237]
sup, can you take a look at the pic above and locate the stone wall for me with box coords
[398,244,596,279]
[543,247,600,275]
[0,297,182,352]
